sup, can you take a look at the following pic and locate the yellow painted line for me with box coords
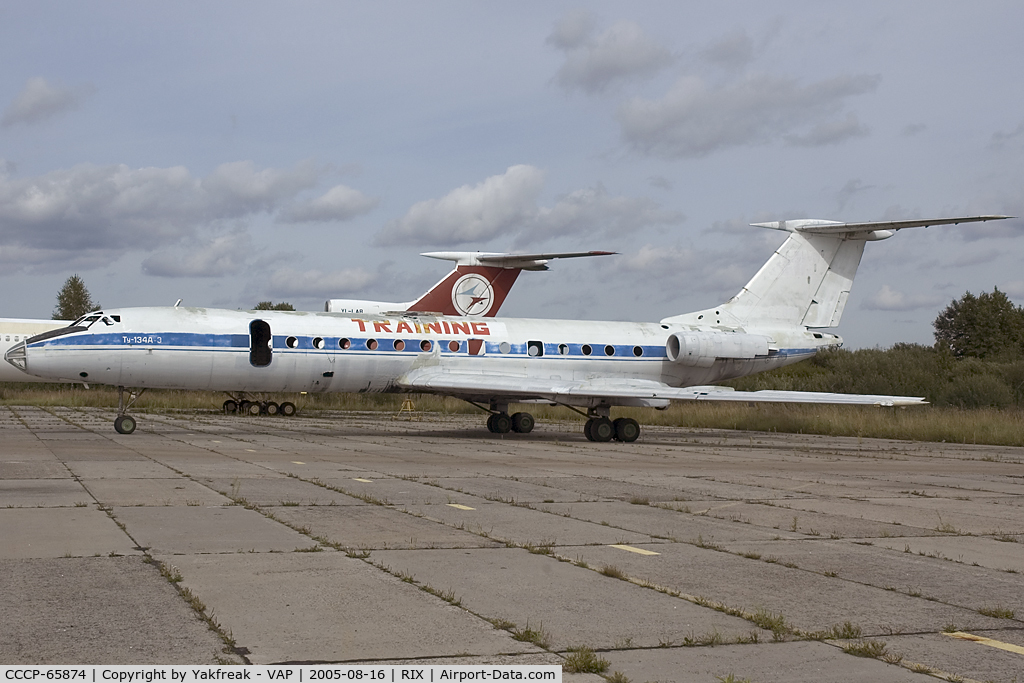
[292,461,305,465]
[353,478,373,483]
[212,440,221,443]
[245,449,256,452]
[447,504,475,510]
[610,544,660,556]
[944,631,1024,656]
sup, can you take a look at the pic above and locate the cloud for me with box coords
[836,178,873,210]
[700,30,754,70]
[141,231,255,277]
[617,72,880,158]
[990,120,1024,150]
[266,266,378,298]
[549,13,672,93]
[784,113,869,147]
[376,165,545,246]
[647,175,672,190]
[2,77,93,127]
[376,165,682,247]
[861,284,943,311]
[1002,280,1024,299]
[0,160,359,271]
[277,184,379,223]
[901,123,927,137]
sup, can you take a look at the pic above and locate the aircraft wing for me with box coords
[397,370,927,407]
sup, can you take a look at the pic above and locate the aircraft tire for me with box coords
[511,412,534,433]
[245,402,261,417]
[223,399,238,414]
[114,415,137,435]
[486,414,497,432]
[265,401,280,416]
[614,417,640,443]
[583,418,596,442]
[590,417,614,442]
[280,402,297,417]
[492,413,512,434]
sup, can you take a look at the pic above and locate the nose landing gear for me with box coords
[113,386,145,434]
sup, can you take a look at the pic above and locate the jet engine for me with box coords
[665,331,771,368]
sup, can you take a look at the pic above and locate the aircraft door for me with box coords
[250,320,272,367]
[309,335,335,393]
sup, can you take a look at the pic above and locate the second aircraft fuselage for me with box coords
[14,306,839,394]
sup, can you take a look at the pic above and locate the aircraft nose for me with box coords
[4,340,27,371]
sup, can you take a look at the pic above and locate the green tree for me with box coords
[933,288,1024,360]
[53,274,100,320]
[253,301,295,311]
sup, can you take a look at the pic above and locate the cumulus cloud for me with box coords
[376,165,682,247]
[376,165,545,246]
[2,77,93,127]
[0,160,367,271]
[836,178,873,210]
[862,284,943,311]
[549,12,672,93]
[277,184,379,223]
[617,73,880,158]
[784,113,869,147]
[266,266,378,298]
[990,120,1024,150]
[141,231,255,277]
[700,30,754,70]
[902,123,927,137]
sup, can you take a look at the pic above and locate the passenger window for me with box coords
[527,341,543,357]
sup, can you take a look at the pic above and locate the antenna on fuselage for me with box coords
[174,299,182,308]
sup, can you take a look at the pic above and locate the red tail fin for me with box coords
[407,266,521,316]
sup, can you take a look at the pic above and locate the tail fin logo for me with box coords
[451,274,494,316]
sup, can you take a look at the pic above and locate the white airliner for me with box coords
[0,250,610,390]
[5,216,1009,439]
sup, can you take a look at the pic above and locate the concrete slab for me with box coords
[112,505,314,554]
[534,501,805,544]
[84,478,231,507]
[0,507,139,558]
[0,479,91,507]
[271,505,504,549]
[559,542,1011,636]
[429,476,602,503]
[373,547,763,649]
[0,461,70,479]
[169,552,538,663]
[303,475,479,505]
[0,556,230,663]
[604,640,924,683]
[65,459,182,479]
[398,501,653,547]
[201,476,369,506]
[883,631,1024,683]
[874,535,1024,574]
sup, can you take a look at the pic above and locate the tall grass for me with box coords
[3,382,1022,447]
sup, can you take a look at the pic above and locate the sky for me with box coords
[1,1,1022,348]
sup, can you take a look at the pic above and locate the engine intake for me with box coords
[665,331,771,368]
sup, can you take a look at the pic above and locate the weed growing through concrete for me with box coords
[562,646,609,674]
[601,565,626,579]
[842,639,889,658]
[715,676,752,683]
[605,672,630,683]
[977,606,1015,619]
[510,621,550,649]
[629,496,650,506]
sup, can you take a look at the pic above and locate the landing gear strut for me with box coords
[583,407,640,443]
[114,386,145,434]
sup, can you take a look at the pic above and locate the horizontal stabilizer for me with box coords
[752,215,1011,236]
[421,250,616,271]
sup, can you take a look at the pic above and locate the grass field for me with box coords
[3,382,1022,447]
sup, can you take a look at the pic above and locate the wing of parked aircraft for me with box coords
[397,368,926,407]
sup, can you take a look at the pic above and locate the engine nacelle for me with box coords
[665,331,771,367]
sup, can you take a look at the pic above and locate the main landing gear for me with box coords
[113,386,145,434]
[222,394,296,417]
[583,407,640,443]
[483,401,534,434]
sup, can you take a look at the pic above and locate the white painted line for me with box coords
[353,478,373,483]
[447,504,475,510]
[245,449,256,452]
[610,544,660,556]
[944,631,1024,656]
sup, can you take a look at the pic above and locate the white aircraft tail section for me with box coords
[662,215,1011,329]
